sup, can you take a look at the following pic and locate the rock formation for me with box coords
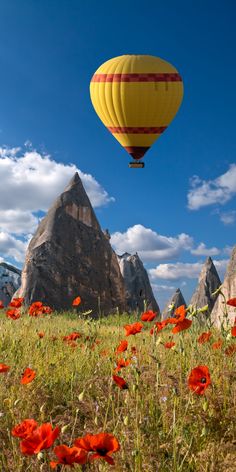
[162,288,186,320]
[117,252,160,314]
[14,172,127,315]
[0,262,21,306]
[190,257,221,322]
[211,246,236,326]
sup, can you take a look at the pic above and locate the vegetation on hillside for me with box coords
[0,295,235,471]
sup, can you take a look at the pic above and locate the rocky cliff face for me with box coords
[211,246,236,326]
[162,288,186,320]
[117,252,160,314]
[190,257,221,322]
[14,172,127,315]
[0,262,21,306]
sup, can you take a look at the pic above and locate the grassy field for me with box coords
[0,304,236,472]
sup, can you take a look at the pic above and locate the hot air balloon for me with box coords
[90,55,183,168]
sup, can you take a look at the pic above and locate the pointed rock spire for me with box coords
[0,262,21,306]
[14,172,127,315]
[116,252,160,315]
[162,288,186,319]
[190,256,221,321]
[211,246,236,326]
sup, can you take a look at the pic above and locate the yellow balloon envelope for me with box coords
[90,55,183,165]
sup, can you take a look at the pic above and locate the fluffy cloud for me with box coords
[148,259,228,281]
[0,146,115,214]
[111,224,193,262]
[0,232,28,263]
[213,259,229,278]
[151,283,176,292]
[187,164,236,210]
[190,243,220,256]
[0,210,39,235]
[219,210,236,225]
[222,245,235,256]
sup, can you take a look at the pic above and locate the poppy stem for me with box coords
[69,408,79,447]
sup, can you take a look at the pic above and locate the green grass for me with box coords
[0,309,235,471]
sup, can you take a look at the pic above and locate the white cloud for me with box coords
[0,232,28,263]
[212,259,229,278]
[0,147,115,213]
[191,242,220,256]
[0,146,21,158]
[0,210,39,234]
[222,245,235,256]
[111,224,193,262]
[187,164,236,210]
[149,262,203,280]
[151,283,176,292]
[219,210,236,225]
[148,259,228,281]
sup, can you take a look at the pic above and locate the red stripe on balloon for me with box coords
[91,73,182,83]
[124,146,150,160]
[108,126,167,134]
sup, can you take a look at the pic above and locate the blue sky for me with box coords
[0,0,235,309]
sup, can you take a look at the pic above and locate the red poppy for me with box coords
[21,368,36,385]
[72,296,81,306]
[188,365,211,395]
[150,321,165,335]
[28,301,43,316]
[197,332,212,344]
[20,423,60,455]
[231,326,236,337]
[50,445,88,468]
[174,305,187,322]
[124,322,143,336]
[0,300,4,309]
[0,363,10,373]
[172,318,192,334]
[225,344,236,356]
[113,374,128,390]
[41,305,53,314]
[212,339,223,350]
[226,298,236,307]
[116,340,128,354]
[9,297,24,308]
[114,358,131,373]
[63,332,82,342]
[74,432,120,465]
[141,310,157,322]
[12,419,38,439]
[38,332,45,339]
[164,341,175,349]
[6,308,21,320]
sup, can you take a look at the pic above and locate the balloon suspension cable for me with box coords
[129,161,145,168]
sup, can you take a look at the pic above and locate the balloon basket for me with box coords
[129,161,145,168]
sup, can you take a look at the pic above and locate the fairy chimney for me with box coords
[211,246,236,327]
[190,257,221,322]
[162,288,186,320]
[14,172,127,315]
[116,252,160,315]
[0,262,21,307]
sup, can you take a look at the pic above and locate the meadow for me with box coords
[0,297,235,472]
